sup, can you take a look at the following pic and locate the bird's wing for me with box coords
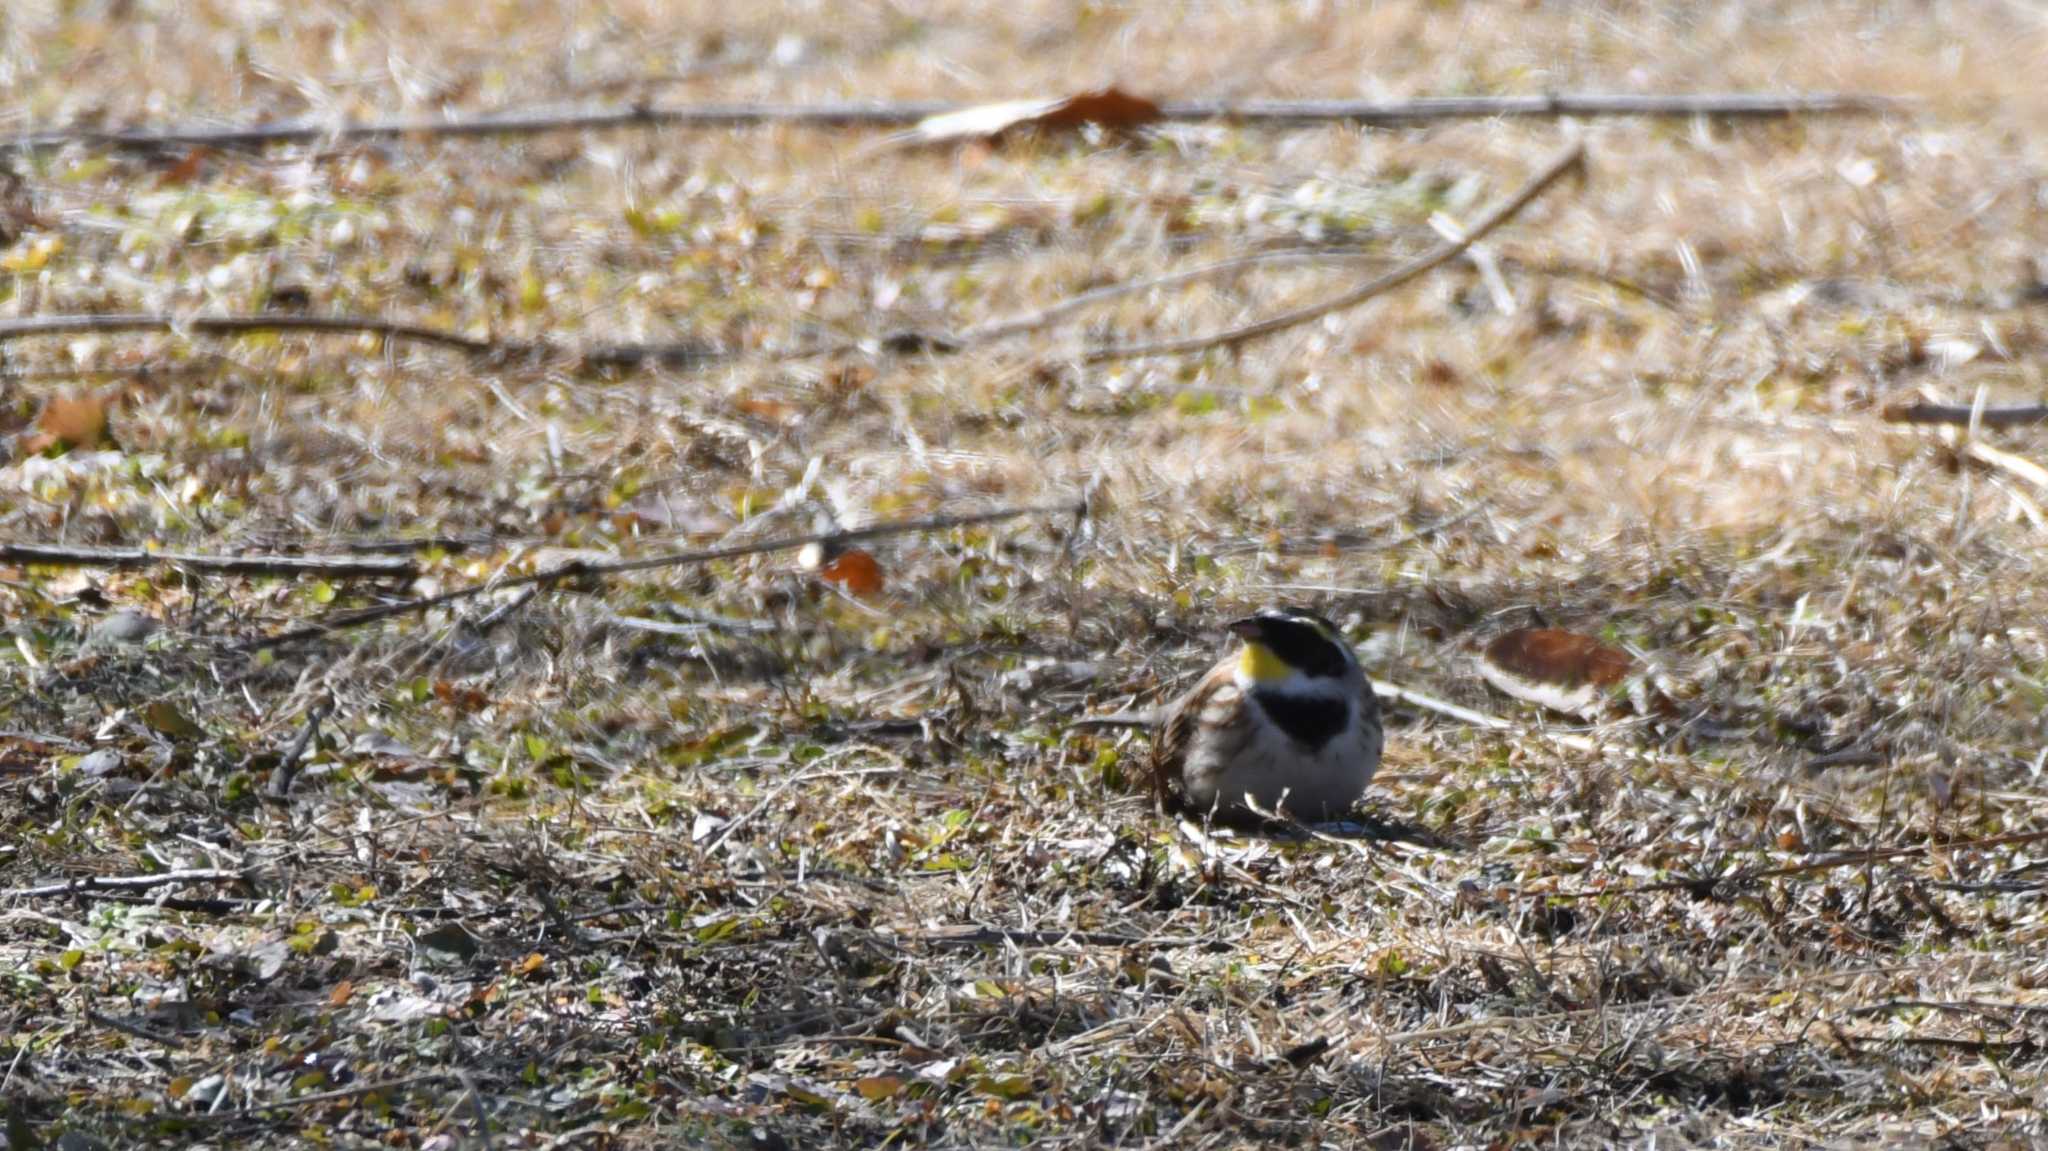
[1355,674,1385,768]
[1149,658,1241,813]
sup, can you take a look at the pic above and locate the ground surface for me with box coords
[4,3,2048,1148]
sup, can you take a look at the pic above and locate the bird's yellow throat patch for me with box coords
[1239,641,1292,683]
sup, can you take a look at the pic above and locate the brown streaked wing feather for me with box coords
[1149,658,1239,813]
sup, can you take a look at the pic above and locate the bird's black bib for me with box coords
[1252,691,1351,749]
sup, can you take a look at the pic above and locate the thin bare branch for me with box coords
[263,699,329,803]
[8,868,248,900]
[0,145,1574,375]
[9,93,1893,153]
[1081,141,1587,361]
[957,249,1395,347]
[1883,401,2048,429]
[181,1074,458,1121]
[919,925,1211,950]
[0,312,722,371]
[85,1009,187,1049]
[1963,440,2048,494]
[1544,827,2048,901]
[0,312,500,355]
[246,499,1085,649]
[0,543,415,579]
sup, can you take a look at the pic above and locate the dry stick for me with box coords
[263,699,329,802]
[1081,140,1587,362]
[7,867,247,900]
[8,92,1892,153]
[85,1009,186,1049]
[1884,401,2048,429]
[4,145,1577,372]
[919,925,1211,950]
[955,249,1395,348]
[0,312,721,371]
[0,312,498,354]
[700,764,902,855]
[1542,826,2048,902]
[456,1070,497,1151]
[181,1073,458,1122]
[1372,679,1516,732]
[245,499,1083,650]
[0,542,415,579]
[1961,439,2048,494]
[1847,999,2048,1019]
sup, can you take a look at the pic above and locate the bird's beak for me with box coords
[1226,616,1265,642]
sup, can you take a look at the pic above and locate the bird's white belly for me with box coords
[1188,716,1377,820]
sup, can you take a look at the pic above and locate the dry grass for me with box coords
[5,2,2048,1148]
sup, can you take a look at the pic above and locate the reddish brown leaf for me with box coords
[432,680,491,714]
[907,86,1160,146]
[22,390,112,454]
[736,395,802,424]
[154,147,214,188]
[817,548,886,598]
[1476,628,1633,716]
[1034,86,1163,131]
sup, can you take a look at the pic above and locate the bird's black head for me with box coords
[1228,606,1354,681]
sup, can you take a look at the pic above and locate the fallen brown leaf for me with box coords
[154,147,215,188]
[1476,628,1633,717]
[904,85,1161,147]
[817,548,886,597]
[21,390,113,454]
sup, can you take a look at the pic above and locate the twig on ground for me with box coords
[1883,401,2048,429]
[182,1073,457,1121]
[0,312,500,354]
[0,542,415,579]
[1372,679,1518,731]
[1079,141,1587,361]
[245,499,1083,650]
[1961,439,2048,495]
[0,730,88,751]
[10,92,1892,153]
[0,312,722,372]
[918,925,1212,950]
[308,535,514,555]
[2,145,1578,374]
[1066,710,1160,730]
[1846,999,2048,1020]
[85,1009,186,1049]
[538,1125,613,1151]
[7,868,249,900]
[1543,826,2048,901]
[702,763,902,855]
[1371,676,1678,766]
[604,611,780,636]
[530,883,593,949]
[470,583,545,635]
[1838,1032,2035,1054]
[1805,745,1887,771]
[1139,1100,1209,1151]
[456,1071,496,1151]
[952,250,1397,350]
[263,699,329,802]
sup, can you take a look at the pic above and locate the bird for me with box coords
[1079,607,1382,823]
